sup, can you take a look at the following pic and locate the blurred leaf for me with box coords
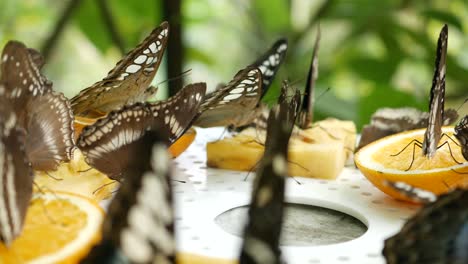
[251,0,290,34]
[357,86,426,130]
[186,47,215,66]
[422,9,463,31]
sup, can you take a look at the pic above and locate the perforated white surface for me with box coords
[173,127,420,264]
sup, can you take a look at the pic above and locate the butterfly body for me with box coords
[454,115,468,161]
[422,24,448,158]
[71,22,169,118]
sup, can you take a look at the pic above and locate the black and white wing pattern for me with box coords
[77,83,205,180]
[385,181,437,204]
[454,115,468,161]
[71,21,169,118]
[249,38,287,97]
[239,87,299,264]
[0,41,75,171]
[298,26,320,129]
[0,99,33,246]
[194,67,262,128]
[383,189,468,264]
[422,24,448,158]
[25,91,75,171]
[0,41,51,111]
[81,131,175,264]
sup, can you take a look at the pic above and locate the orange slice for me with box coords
[74,116,98,139]
[0,191,104,263]
[355,127,468,202]
[177,253,236,264]
[169,127,197,158]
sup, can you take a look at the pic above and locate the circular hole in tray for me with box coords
[214,203,367,246]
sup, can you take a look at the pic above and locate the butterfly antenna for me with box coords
[92,181,118,196]
[172,179,186,184]
[155,69,192,88]
[316,87,331,102]
[45,171,64,181]
[78,167,94,173]
[455,98,468,112]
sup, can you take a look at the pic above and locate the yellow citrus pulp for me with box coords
[0,192,104,264]
[355,127,468,202]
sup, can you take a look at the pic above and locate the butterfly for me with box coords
[358,107,458,150]
[77,83,206,181]
[297,25,320,129]
[454,115,468,161]
[0,99,33,246]
[383,187,468,264]
[0,41,75,171]
[239,84,300,263]
[194,67,263,128]
[80,130,175,263]
[422,24,448,158]
[71,21,169,118]
[249,38,288,97]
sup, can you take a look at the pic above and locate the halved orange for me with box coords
[177,253,236,264]
[355,127,468,202]
[73,116,99,139]
[0,191,104,263]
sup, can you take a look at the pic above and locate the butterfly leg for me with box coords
[440,133,461,147]
[404,141,423,171]
[32,181,59,224]
[45,171,64,181]
[78,167,94,173]
[390,139,422,157]
[437,141,463,164]
[92,180,118,196]
[450,168,468,174]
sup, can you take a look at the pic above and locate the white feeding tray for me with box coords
[173,127,420,264]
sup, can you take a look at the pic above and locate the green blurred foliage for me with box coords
[0,0,467,130]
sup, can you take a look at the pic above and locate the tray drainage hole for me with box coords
[214,203,367,246]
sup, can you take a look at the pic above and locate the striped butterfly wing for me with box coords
[1,41,75,171]
[422,24,448,158]
[384,181,437,204]
[71,21,169,117]
[0,100,33,246]
[454,115,468,161]
[81,131,175,264]
[298,26,320,128]
[239,88,299,264]
[249,38,287,98]
[194,67,263,128]
[77,83,206,180]
[25,91,75,171]
[0,41,51,112]
[383,189,468,264]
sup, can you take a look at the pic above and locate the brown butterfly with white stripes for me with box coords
[81,130,175,263]
[0,99,33,246]
[77,83,205,181]
[71,21,169,118]
[422,24,448,158]
[239,84,300,263]
[194,67,263,128]
[1,41,75,171]
[298,25,320,129]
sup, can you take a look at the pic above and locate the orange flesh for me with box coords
[372,132,465,171]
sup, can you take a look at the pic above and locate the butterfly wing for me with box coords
[249,38,287,98]
[239,87,299,263]
[298,26,320,128]
[383,189,468,264]
[25,91,75,171]
[81,131,175,264]
[1,41,52,110]
[71,21,169,117]
[0,101,32,246]
[77,83,206,180]
[422,24,448,158]
[384,181,437,204]
[195,67,262,128]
